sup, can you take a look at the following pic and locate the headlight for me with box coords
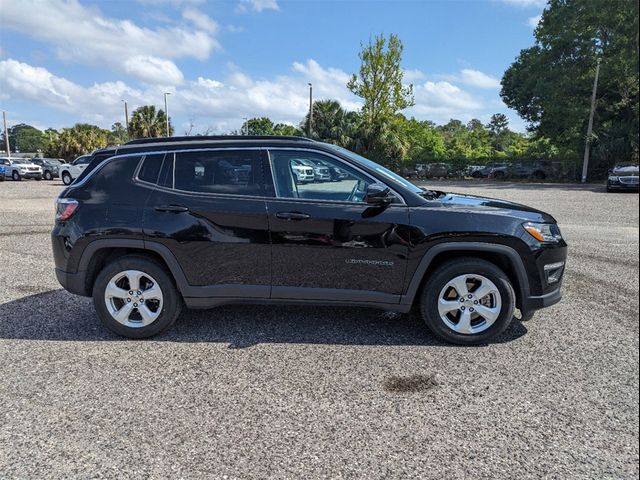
[608,175,619,182]
[523,222,563,243]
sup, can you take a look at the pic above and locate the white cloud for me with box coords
[236,0,279,13]
[123,56,185,85]
[1,57,509,132]
[182,7,218,31]
[527,14,542,28]
[408,81,485,124]
[459,69,501,89]
[403,69,427,83]
[0,0,219,85]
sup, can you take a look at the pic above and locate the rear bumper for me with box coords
[55,268,89,296]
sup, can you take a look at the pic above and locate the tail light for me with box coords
[55,198,79,221]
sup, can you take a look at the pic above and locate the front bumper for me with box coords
[608,180,639,191]
[19,172,42,179]
[522,285,562,312]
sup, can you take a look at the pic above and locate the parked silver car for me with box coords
[0,157,43,181]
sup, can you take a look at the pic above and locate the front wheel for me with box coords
[12,171,21,181]
[93,255,182,338]
[419,258,515,345]
[44,170,53,180]
[61,172,73,185]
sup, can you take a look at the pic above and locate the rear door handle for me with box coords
[155,205,190,213]
[276,211,310,220]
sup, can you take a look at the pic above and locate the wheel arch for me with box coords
[401,242,530,310]
[77,239,189,297]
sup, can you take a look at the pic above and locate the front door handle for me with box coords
[276,211,310,220]
[155,205,190,213]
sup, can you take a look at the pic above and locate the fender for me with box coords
[399,241,531,306]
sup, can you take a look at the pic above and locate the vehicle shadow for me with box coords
[0,289,528,347]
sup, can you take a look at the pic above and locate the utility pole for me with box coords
[242,117,248,135]
[122,100,130,140]
[164,92,171,137]
[307,83,313,137]
[581,58,601,183]
[2,111,10,159]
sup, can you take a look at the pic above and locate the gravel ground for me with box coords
[0,179,638,479]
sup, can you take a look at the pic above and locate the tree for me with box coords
[348,34,414,126]
[129,105,173,138]
[347,34,414,167]
[108,122,128,145]
[44,123,109,160]
[300,100,359,145]
[273,123,300,136]
[2,123,45,153]
[400,117,446,163]
[487,114,509,136]
[501,0,639,177]
[241,117,275,135]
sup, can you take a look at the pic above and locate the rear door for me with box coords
[263,148,411,304]
[142,148,271,297]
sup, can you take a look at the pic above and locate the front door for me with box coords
[142,149,271,298]
[263,149,411,304]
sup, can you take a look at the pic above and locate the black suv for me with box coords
[52,136,567,345]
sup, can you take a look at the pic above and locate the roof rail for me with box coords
[124,135,315,145]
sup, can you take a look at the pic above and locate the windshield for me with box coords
[323,143,423,194]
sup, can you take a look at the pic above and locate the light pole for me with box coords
[2,111,10,159]
[122,100,130,140]
[242,117,248,135]
[307,83,313,137]
[163,92,171,137]
[581,58,601,183]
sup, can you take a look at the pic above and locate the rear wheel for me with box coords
[62,171,73,185]
[93,255,181,338]
[419,258,515,345]
[493,171,506,180]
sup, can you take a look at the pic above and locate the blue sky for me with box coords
[0,0,546,135]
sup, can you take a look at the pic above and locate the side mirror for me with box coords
[365,183,395,205]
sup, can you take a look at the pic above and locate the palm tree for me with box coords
[129,105,173,138]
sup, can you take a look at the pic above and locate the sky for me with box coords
[0,0,547,135]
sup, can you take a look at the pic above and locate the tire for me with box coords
[533,171,546,181]
[419,258,516,345]
[62,172,73,185]
[34,175,42,181]
[12,170,20,181]
[493,171,506,180]
[92,255,182,339]
[44,170,53,180]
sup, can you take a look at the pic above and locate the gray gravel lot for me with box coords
[0,179,638,479]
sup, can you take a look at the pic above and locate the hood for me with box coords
[13,160,38,168]
[429,192,556,223]
[612,165,639,176]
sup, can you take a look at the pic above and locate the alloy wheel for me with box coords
[437,274,502,335]
[104,270,164,328]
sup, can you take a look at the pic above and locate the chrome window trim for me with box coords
[265,147,407,206]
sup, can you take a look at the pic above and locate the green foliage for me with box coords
[44,123,110,160]
[129,105,173,138]
[501,0,639,177]
[2,123,45,153]
[108,122,129,145]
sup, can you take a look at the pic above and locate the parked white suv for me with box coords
[0,157,43,181]
[291,160,315,184]
[59,155,92,185]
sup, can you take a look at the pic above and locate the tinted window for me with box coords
[137,154,165,184]
[158,153,174,188]
[267,150,375,203]
[174,150,260,195]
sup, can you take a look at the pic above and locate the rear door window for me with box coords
[173,150,261,196]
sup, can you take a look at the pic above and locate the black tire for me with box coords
[34,175,42,181]
[92,255,182,339]
[62,172,72,185]
[419,258,516,345]
[12,170,20,181]
[532,170,546,181]
[44,170,53,180]
[493,171,506,180]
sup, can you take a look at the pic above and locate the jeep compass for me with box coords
[52,136,567,345]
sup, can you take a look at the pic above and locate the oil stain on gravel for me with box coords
[383,374,438,393]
